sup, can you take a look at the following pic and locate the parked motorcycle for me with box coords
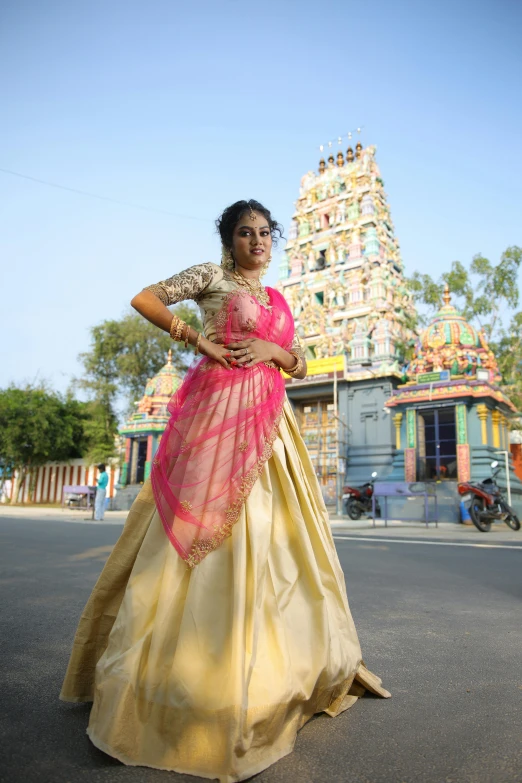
[458,460,520,532]
[342,472,379,520]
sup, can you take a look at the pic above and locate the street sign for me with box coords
[416,370,450,384]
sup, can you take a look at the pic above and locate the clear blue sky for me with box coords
[1,0,521,396]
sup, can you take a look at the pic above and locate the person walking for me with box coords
[93,464,108,521]
[61,200,390,782]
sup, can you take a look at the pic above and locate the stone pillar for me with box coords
[120,438,132,486]
[144,435,153,480]
[456,404,471,482]
[405,408,416,481]
[501,414,509,451]
[130,439,139,484]
[476,404,489,445]
[491,410,501,449]
[393,412,403,450]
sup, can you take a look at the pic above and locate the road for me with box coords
[1,514,521,783]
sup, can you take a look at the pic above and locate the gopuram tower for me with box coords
[278,141,415,505]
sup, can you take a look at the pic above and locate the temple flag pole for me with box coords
[334,367,341,515]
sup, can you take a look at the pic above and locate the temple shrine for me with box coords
[278,141,416,502]
[114,350,183,509]
[385,285,522,518]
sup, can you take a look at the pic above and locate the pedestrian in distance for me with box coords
[93,464,108,521]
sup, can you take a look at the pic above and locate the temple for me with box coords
[114,350,183,510]
[385,285,522,518]
[277,141,415,504]
[112,141,521,520]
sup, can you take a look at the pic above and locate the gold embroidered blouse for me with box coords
[144,262,305,362]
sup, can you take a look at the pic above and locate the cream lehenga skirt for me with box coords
[60,398,390,783]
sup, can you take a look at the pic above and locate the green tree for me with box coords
[0,386,87,502]
[406,246,522,411]
[76,304,202,456]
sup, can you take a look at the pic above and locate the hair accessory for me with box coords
[195,332,202,355]
[220,245,235,271]
[248,203,256,221]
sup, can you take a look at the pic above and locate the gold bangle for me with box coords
[285,351,303,376]
[195,332,202,355]
[169,315,181,340]
[183,324,190,349]
[175,320,185,342]
[170,315,187,343]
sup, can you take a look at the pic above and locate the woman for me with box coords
[60,200,390,782]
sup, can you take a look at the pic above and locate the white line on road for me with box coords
[333,535,522,550]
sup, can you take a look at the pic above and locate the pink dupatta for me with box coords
[151,287,295,567]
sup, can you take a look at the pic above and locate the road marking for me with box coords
[69,545,114,561]
[333,535,522,550]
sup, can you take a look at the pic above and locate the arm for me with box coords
[272,335,307,379]
[131,264,232,369]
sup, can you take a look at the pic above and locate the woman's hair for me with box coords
[216,199,284,249]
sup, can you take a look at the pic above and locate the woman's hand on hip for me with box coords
[200,338,233,369]
[224,338,275,367]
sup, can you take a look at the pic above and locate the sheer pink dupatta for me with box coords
[151,287,295,567]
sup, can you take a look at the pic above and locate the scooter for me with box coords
[458,460,520,532]
[342,472,379,520]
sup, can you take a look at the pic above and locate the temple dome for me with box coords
[142,349,183,401]
[121,350,184,435]
[408,285,501,381]
[421,286,480,351]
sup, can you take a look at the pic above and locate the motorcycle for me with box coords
[342,471,379,520]
[458,460,520,532]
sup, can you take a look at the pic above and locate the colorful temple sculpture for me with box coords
[385,285,522,519]
[278,141,416,503]
[114,350,183,510]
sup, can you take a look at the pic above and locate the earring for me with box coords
[261,254,272,277]
[221,245,235,271]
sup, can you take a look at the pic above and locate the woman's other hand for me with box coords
[225,338,275,367]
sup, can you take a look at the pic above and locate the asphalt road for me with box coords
[1,515,521,783]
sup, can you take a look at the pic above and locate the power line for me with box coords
[0,166,212,222]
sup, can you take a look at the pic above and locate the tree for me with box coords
[0,386,87,502]
[77,304,202,455]
[406,246,522,412]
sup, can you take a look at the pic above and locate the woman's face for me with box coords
[230,210,272,274]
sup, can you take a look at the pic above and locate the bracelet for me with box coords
[169,315,186,342]
[285,351,303,377]
[169,315,180,340]
[170,315,187,343]
[195,332,202,355]
[183,323,190,349]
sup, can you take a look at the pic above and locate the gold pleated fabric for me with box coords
[60,398,390,783]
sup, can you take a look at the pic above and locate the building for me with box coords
[277,141,415,503]
[385,285,522,519]
[115,350,183,510]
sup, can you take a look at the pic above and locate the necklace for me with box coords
[231,270,270,307]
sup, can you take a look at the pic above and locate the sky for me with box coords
[1,0,521,395]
